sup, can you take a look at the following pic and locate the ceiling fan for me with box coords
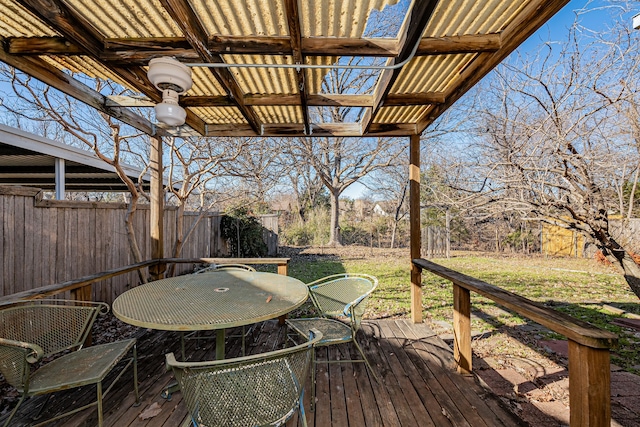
[147,57,192,127]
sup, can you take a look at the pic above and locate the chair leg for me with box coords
[181,332,186,360]
[133,344,140,405]
[241,325,246,356]
[97,382,103,427]
[353,339,382,384]
[32,393,52,420]
[2,394,26,427]
[310,349,317,412]
[298,391,308,427]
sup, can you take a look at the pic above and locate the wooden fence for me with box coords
[421,225,450,258]
[0,186,279,303]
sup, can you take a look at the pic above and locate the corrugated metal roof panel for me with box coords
[392,53,476,94]
[220,54,298,95]
[254,105,302,124]
[192,0,288,36]
[425,0,527,36]
[190,106,247,124]
[0,1,57,36]
[305,56,338,95]
[70,0,181,37]
[300,0,401,37]
[188,67,229,97]
[375,105,429,124]
[43,56,133,88]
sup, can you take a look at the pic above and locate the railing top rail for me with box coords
[161,257,289,265]
[413,258,617,349]
[0,257,291,305]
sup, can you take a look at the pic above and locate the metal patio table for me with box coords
[112,270,309,360]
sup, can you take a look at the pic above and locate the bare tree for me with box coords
[164,135,249,276]
[289,134,404,245]
[366,160,409,248]
[455,10,640,298]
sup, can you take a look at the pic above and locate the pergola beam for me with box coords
[284,0,310,135]
[6,33,502,63]
[201,122,416,137]
[179,93,444,107]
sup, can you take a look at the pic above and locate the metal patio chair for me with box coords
[285,273,380,409]
[166,329,322,427]
[0,299,139,427]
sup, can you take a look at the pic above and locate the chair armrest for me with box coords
[307,274,348,288]
[0,337,44,363]
[343,294,368,317]
[166,329,323,370]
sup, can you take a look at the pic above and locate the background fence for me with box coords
[0,186,278,303]
[422,226,450,258]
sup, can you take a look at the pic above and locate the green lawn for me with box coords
[280,249,640,373]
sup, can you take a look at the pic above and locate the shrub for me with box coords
[220,207,268,257]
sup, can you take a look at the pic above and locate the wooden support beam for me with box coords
[453,284,472,374]
[179,92,441,108]
[158,0,263,134]
[284,0,310,135]
[410,134,422,323]
[200,122,416,137]
[149,135,165,281]
[362,0,439,133]
[15,0,104,57]
[568,341,611,427]
[8,33,501,59]
[14,0,161,101]
[384,92,446,106]
[417,33,501,55]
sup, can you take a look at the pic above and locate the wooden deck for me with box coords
[2,319,523,427]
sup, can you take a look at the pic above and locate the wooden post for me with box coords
[453,283,472,374]
[568,340,611,426]
[149,135,165,281]
[277,261,289,276]
[410,134,422,323]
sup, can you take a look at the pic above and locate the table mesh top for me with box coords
[112,271,308,330]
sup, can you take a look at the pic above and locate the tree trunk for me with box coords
[328,190,342,246]
[125,194,147,284]
[602,239,640,299]
[167,204,185,278]
[390,219,397,249]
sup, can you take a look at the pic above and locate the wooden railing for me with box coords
[0,257,291,305]
[413,258,617,427]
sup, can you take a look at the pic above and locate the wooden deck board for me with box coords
[1,319,522,427]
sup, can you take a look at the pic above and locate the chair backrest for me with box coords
[0,300,106,389]
[166,330,322,427]
[194,263,256,274]
[308,273,378,330]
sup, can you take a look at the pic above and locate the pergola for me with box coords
[0,2,622,425]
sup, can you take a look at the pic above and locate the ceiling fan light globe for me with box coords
[155,102,187,127]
